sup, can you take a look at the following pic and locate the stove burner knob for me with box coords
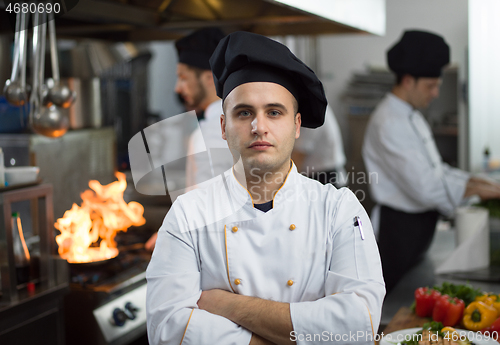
[111,308,128,327]
[124,302,139,320]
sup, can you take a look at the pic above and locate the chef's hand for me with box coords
[197,289,233,317]
[145,232,158,252]
[464,177,500,200]
[198,290,277,344]
[198,290,291,344]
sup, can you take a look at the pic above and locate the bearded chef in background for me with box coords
[145,27,233,252]
[146,31,385,345]
[174,27,234,192]
[363,30,500,293]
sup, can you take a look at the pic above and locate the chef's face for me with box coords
[221,82,301,174]
[174,63,208,110]
[408,76,442,109]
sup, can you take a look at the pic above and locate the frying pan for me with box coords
[63,243,145,268]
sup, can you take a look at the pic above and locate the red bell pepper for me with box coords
[481,316,500,342]
[415,287,441,318]
[432,294,465,327]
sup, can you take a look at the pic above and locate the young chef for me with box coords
[145,27,233,252]
[146,31,385,345]
[362,30,500,293]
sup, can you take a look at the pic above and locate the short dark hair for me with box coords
[396,73,419,85]
[187,65,208,78]
[292,97,298,115]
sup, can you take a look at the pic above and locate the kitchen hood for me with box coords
[0,0,385,41]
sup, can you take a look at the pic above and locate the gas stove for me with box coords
[64,230,151,345]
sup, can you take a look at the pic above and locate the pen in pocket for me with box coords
[353,216,365,240]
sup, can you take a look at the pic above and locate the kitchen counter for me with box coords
[381,228,500,328]
[0,282,69,344]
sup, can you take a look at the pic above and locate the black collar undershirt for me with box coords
[254,200,273,212]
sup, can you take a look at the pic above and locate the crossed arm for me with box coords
[197,289,294,345]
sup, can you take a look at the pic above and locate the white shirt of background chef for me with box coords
[185,99,234,191]
[294,105,347,185]
[363,93,470,217]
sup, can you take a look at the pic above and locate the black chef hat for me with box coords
[175,27,225,70]
[209,31,327,128]
[387,30,450,78]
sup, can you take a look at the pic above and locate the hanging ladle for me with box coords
[28,12,40,127]
[47,12,76,108]
[4,12,28,106]
[31,13,69,138]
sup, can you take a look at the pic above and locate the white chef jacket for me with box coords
[294,106,347,185]
[146,163,385,345]
[362,93,470,216]
[185,99,234,191]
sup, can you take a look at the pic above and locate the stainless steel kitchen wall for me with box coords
[0,128,116,220]
[0,34,12,88]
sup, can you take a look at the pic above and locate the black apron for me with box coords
[377,205,440,293]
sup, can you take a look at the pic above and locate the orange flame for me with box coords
[55,172,145,263]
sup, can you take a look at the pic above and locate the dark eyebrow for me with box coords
[265,103,287,111]
[231,103,255,112]
[231,102,288,112]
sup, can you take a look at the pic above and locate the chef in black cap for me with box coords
[363,30,500,293]
[175,28,235,190]
[145,28,233,252]
[147,31,385,345]
[174,27,224,116]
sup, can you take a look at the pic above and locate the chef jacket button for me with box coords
[287,280,294,286]
[234,279,241,285]
[289,224,296,230]
[232,226,238,233]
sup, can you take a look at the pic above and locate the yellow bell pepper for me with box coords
[463,301,498,331]
[476,294,500,315]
